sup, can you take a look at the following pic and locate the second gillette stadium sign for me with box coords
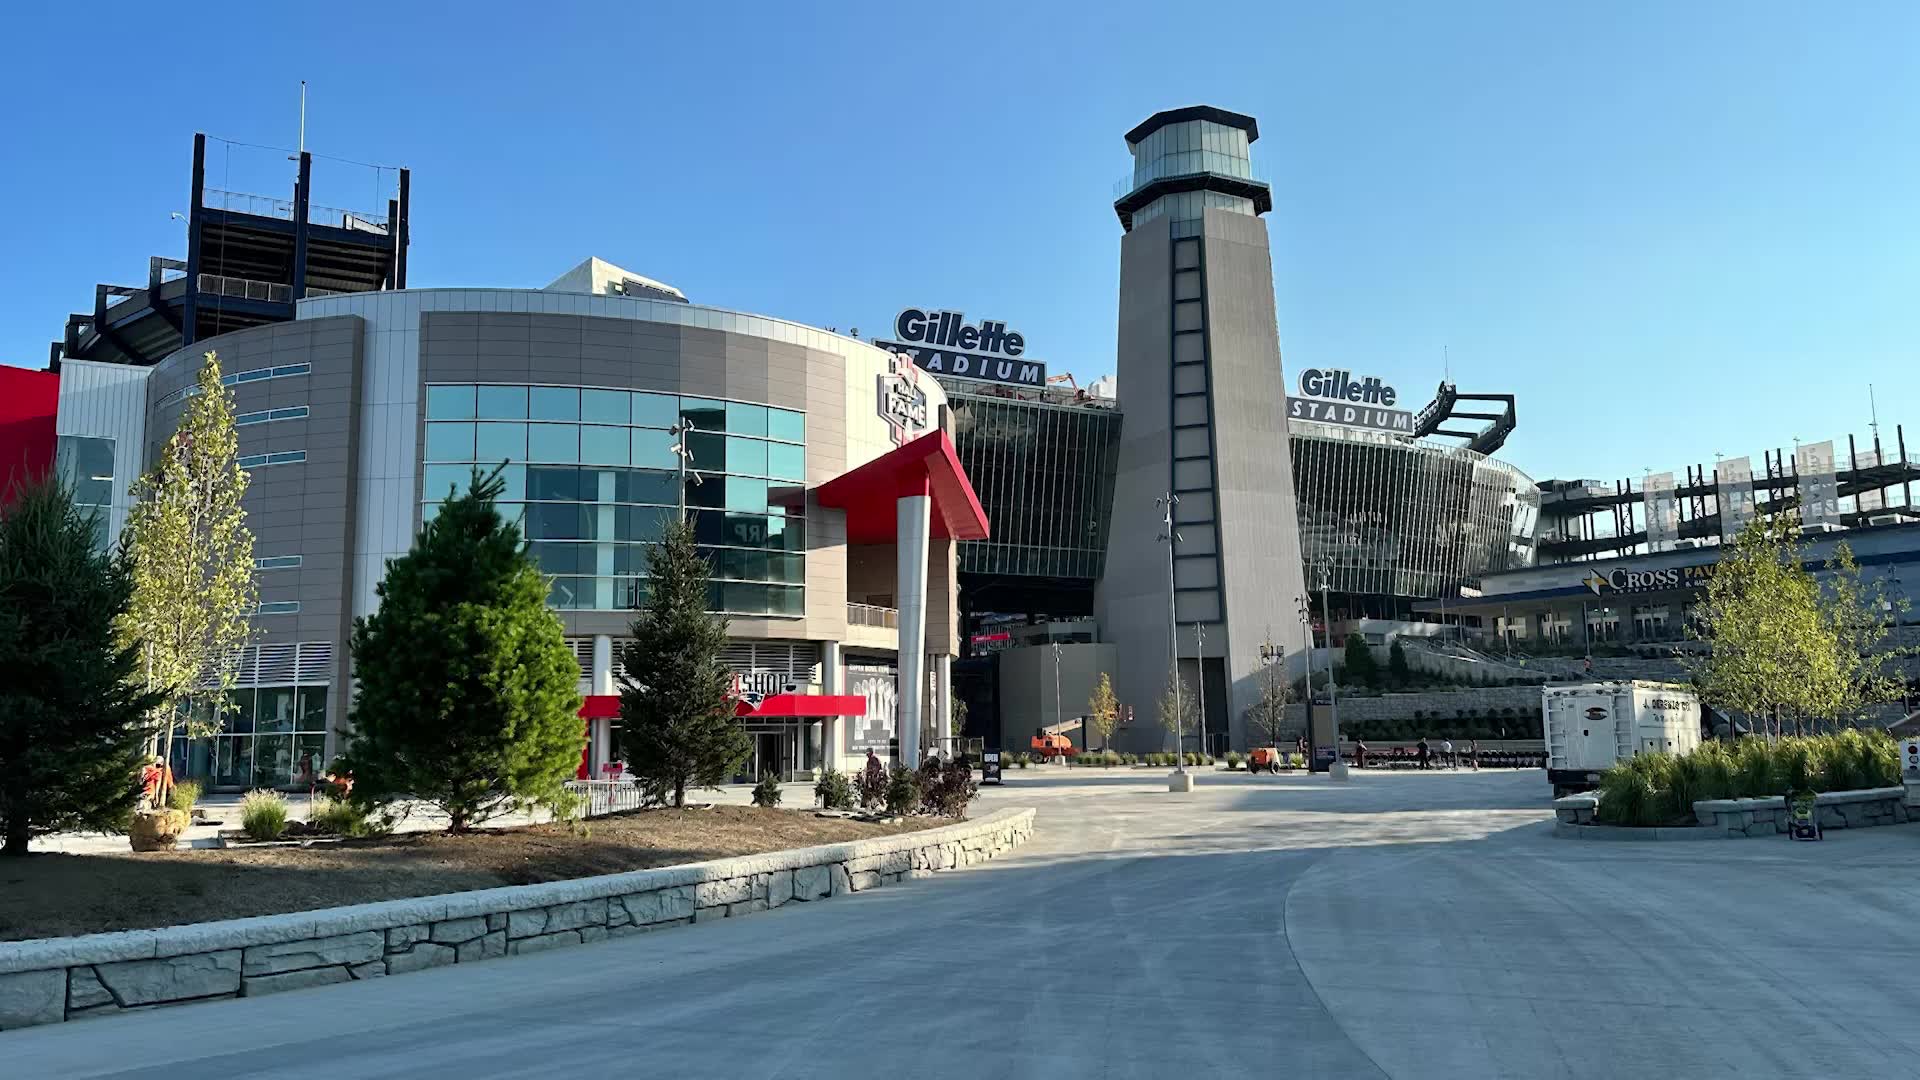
[1287,368,1413,433]
[876,308,1047,388]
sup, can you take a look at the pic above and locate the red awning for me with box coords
[814,429,990,544]
[736,693,867,718]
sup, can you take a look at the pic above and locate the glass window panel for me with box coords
[725,476,769,513]
[771,585,805,617]
[476,385,528,419]
[726,437,768,478]
[581,389,629,424]
[633,428,677,469]
[771,514,805,552]
[547,576,592,610]
[687,474,722,509]
[527,466,582,502]
[496,463,525,502]
[687,431,725,472]
[526,503,594,540]
[495,502,525,529]
[766,442,805,482]
[252,734,294,788]
[633,392,678,428]
[530,386,580,421]
[580,425,628,466]
[725,402,768,437]
[421,502,442,525]
[257,687,297,733]
[293,734,327,785]
[616,469,676,505]
[526,423,578,462]
[723,581,766,615]
[771,552,805,583]
[425,423,475,462]
[618,505,677,543]
[474,422,526,462]
[221,689,257,734]
[767,408,805,443]
[423,464,472,501]
[680,398,726,432]
[297,687,328,731]
[613,543,651,575]
[580,468,620,503]
[426,384,476,419]
[531,541,588,576]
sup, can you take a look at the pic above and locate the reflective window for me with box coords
[581,389,629,424]
[477,385,529,419]
[579,425,628,466]
[427,384,476,419]
[56,437,115,549]
[426,423,474,462]
[421,384,807,616]
[530,387,579,421]
[475,422,527,462]
[528,423,578,462]
[633,392,678,428]
[768,408,805,443]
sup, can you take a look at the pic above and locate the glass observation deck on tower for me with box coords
[1112,106,1274,234]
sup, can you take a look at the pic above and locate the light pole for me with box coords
[1051,641,1063,750]
[1319,559,1349,781]
[1259,629,1281,750]
[1158,493,1191,789]
[1192,621,1207,759]
[1297,594,1313,752]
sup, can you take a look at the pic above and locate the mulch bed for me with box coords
[0,806,936,942]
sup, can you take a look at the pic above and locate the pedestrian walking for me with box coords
[1440,738,1454,769]
[1355,738,1369,770]
[1468,738,1479,770]
[1416,737,1431,770]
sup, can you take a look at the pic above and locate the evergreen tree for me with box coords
[120,351,256,797]
[340,469,582,832]
[1087,672,1120,751]
[0,479,165,855]
[1388,639,1412,687]
[1342,634,1378,688]
[618,519,750,807]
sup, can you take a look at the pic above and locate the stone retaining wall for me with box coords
[0,808,1035,1030]
[1551,788,1910,838]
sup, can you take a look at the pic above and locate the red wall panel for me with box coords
[0,365,60,503]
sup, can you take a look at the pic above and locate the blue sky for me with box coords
[4,2,1917,481]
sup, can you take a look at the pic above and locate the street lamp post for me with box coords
[1158,493,1192,790]
[1051,642,1063,751]
[1319,560,1349,781]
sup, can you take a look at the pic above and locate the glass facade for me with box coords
[1123,119,1261,238]
[948,389,1120,579]
[423,384,807,617]
[55,435,115,551]
[1290,420,1538,616]
[165,685,332,790]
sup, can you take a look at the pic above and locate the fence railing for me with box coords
[198,273,290,304]
[848,603,899,629]
[563,778,648,818]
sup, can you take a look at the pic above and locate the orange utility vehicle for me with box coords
[1247,747,1288,774]
[1031,732,1076,762]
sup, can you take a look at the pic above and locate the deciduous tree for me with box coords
[1157,671,1198,754]
[119,351,256,797]
[1087,672,1119,751]
[1247,655,1290,748]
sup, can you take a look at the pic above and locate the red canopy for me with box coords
[814,430,990,544]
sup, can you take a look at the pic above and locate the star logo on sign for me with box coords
[1582,571,1607,596]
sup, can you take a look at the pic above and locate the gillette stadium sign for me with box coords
[1286,368,1413,433]
[875,308,1047,388]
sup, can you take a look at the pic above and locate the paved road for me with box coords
[8,768,1918,1078]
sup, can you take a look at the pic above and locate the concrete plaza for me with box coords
[5,768,1916,1078]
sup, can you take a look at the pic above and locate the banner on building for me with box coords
[1855,448,1884,513]
[847,664,898,753]
[1796,440,1841,527]
[1643,471,1679,552]
[1716,456,1756,541]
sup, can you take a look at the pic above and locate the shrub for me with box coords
[741,771,779,808]
[1225,751,1243,769]
[1733,738,1780,798]
[814,768,855,810]
[885,766,921,816]
[1016,755,1030,769]
[923,758,979,817]
[856,754,889,809]
[309,796,381,838]
[240,790,289,841]
[167,780,202,815]
[1594,766,1659,827]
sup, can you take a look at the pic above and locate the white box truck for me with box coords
[1544,681,1701,797]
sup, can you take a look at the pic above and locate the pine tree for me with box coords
[618,519,750,807]
[1087,672,1120,751]
[340,468,583,832]
[1388,639,1412,687]
[1342,633,1378,688]
[0,479,165,855]
[119,351,256,796]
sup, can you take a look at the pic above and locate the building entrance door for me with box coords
[753,732,787,782]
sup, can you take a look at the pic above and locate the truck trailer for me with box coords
[1544,681,1701,797]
